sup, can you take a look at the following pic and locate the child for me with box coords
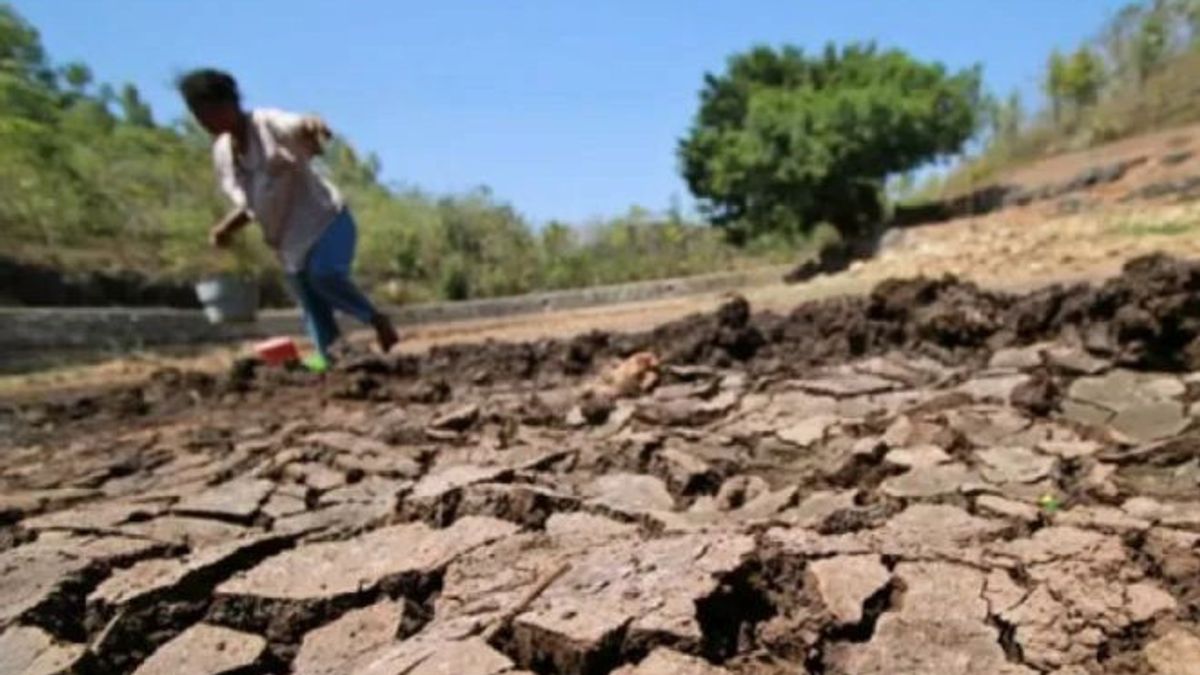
[178,68,398,366]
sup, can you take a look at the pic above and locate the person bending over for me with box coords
[178,68,398,364]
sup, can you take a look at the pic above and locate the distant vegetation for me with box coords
[912,0,1200,200]
[679,44,982,242]
[8,0,1190,306]
[0,4,790,303]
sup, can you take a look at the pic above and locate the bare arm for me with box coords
[209,207,251,248]
[298,116,332,156]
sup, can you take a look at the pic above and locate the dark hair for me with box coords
[177,68,240,110]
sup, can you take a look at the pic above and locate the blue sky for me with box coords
[17,0,1128,224]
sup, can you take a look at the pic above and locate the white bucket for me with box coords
[194,275,260,324]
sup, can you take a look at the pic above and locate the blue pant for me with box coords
[287,209,380,358]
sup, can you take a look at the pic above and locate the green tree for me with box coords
[60,61,91,93]
[118,82,153,127]
[1066,47,1106,108]
[678,43,982,242]
[0,4,51,84]
[1135,6,1170,81]
[1046,49,1069,122]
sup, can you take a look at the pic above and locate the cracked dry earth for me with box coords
[5,255,1200,674]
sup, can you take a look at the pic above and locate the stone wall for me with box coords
[0,265,789,353]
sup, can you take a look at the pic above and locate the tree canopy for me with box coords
[679,43,982,242]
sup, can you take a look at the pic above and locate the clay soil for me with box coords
[3,254,1200,674]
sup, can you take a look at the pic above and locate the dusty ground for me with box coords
[4,253,1200,674]
[5,125,1200,674]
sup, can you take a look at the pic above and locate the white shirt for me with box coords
[212,108,343,272]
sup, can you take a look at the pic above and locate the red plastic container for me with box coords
[254,337,300,365]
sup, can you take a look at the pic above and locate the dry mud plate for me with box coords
[5,253,1200,674]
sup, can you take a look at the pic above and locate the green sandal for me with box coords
[302,353,330,373]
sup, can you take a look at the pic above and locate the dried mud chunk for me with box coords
[131,623,266,675]
[611,648,731,674]
[806,554,891,625]
[883,443,951,468]
[1,534,165,633]
[1052,505,1150,533]
[171,478,274,524]
[956,373,1032,403]
[1109,400,1189,443]
[509,533,756,673]
[653,447,718,495]
[976,494,1041,523]
[453,483,580,528]
[356,636,519,675]
[880,462,977,498]
[871,503,1007,552]
[293,600,407,675]
[976,446,1057,485]
[776,414,840,448]
[430,404,481,432]
[829,562,1033,674]
[0,625,86,675]
[585,473,675,514]
[271,499,393,540]
[544,512,637,540]
[994,526,1178,669]
[1143,628,1200,675]
[1142,527,1200,581]
[88,533,290,611]
[777,489,860,529]
[218,517,516,603]
[283,462,346,492]
[213,517,517,642]
[713,476,770,511]
[410,464,512,502]
[790,373,899,398]
[19,499,168,533]
[828,613,1035,674]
